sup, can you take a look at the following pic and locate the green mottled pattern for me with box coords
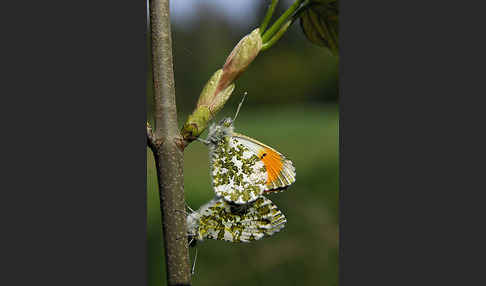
[187,197,286,243]
[230,133,297,192]
[210,136,267,204]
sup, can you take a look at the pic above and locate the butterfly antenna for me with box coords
[191,247,198,275]
[233,92,247,122]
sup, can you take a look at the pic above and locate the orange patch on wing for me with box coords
[258,148,283,186]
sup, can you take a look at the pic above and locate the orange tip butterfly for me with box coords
[199,94,296,204]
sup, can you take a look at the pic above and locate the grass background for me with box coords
[147,103,339,286]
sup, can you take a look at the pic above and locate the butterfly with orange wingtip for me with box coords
[199,96,296,205]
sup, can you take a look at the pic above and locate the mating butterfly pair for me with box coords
[187,104,296,243]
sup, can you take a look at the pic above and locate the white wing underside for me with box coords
[232,133,296,192]
[209,131,296,204]
[209,136,267,204]
[187,197,287,243]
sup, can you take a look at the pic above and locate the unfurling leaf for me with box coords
[299,0,339,55]
[181,29,261,143]
[182,69,235,142]
[219,28,262,90]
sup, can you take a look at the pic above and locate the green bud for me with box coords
[181,106,211,142]
[196,69,235,114]
[180,29,260,143]
[182,70,235,142]
[217,28,262,92]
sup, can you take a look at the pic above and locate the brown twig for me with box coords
[146,122,156,150]
[149,0,191,285]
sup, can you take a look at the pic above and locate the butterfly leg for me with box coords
[185,201,195,213]
[175,234,190,241]
[174,209,189,216]
[197,138,211,145]
[191,247,198,275]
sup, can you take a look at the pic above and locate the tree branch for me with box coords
[149,0,191,285]
[147,122,156,150]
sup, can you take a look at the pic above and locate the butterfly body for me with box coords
[206,118,296,205]
[186,196,287,243]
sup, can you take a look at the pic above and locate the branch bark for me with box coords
[147,122,156,150]
[149,0,191,285]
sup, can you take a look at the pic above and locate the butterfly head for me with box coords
[221,117,234,128]
[207,117,234,143]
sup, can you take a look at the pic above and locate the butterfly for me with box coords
[186,196,287,244]
[200,96,296,205]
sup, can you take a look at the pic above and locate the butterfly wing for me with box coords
[189,197,287,243]
[232,133,296,193]
[239,196,287,240]
[209,136,268,204]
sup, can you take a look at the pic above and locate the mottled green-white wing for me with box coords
[191,197,287,243]
[232,133,296,193]
[209,136,268,204]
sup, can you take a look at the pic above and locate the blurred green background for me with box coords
[147,1,338,285]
